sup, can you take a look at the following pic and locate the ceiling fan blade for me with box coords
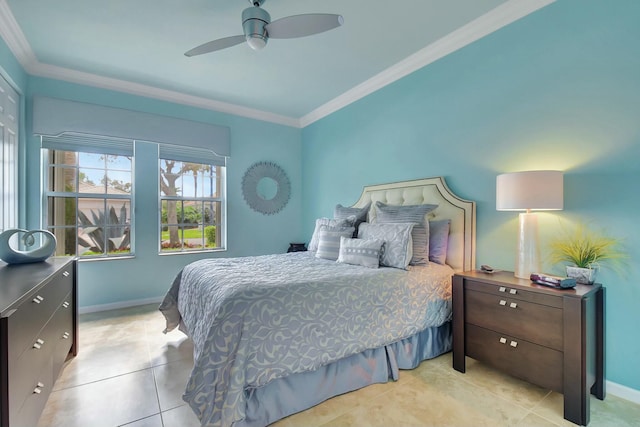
[184,35,246,57]
[265,14,343,39]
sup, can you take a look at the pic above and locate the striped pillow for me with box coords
[308,216,356,252]
[374,202,438,265]
[315,226,356,261]
[337,236,383,268]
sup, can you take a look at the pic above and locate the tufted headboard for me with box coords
[350,177,476,272]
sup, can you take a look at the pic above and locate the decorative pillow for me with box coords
[429,219,451,265]
[315,226,356,261]
[334,202,371,237]
[374,202,438,265]
[337,236,383,268]
[358,222,414,269]
[308,216,356,252]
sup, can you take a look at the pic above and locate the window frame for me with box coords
[158,155,226,254]
[0,75,19,231]
[42,142,134,259]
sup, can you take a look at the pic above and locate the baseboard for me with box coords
[78,296,163,314]
[607,380,640,404]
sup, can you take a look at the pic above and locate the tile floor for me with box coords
[38,303,640,427]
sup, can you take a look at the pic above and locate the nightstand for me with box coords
[452,270,605,426]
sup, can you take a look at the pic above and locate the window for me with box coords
[159,146,225,253]
[0,75,19,231]
[42,135,133,258]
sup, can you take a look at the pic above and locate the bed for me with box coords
[160,176,476,427]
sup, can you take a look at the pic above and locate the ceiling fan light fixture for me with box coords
[247,35,267,50]
[242,6,270,50]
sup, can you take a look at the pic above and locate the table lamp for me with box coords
[496,170,563,279]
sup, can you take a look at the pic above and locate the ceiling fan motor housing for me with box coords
[242,6,270,50]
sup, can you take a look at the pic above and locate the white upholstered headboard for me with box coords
[351,177,476,272]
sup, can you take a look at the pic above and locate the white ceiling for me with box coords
[0,0,553,127]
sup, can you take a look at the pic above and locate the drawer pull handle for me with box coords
[499,300,507,306]
[498,287,506,293]
[63,332,70,339]
[510,341,518,348]
[62,301,70,308]
[499,337,507,344]
[63,271,70,277]
[509,289,517,295]
[509,302,518,309]
[32,295,45,304]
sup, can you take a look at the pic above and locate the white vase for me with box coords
[566,266,597,285]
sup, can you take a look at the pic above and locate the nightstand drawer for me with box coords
[465,279,562,308]
[466,324,563,392]
[465,289,563,350]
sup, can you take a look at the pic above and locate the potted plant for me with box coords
[548,222,626,284]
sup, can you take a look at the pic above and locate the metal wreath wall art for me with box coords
[241,161,291,215]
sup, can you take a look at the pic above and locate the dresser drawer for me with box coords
[7,294,71,417]
[465,289,563,350]
[6,267,73,362]
[11,358,54,427]
[465,324,563,392]
[52,294,74,376]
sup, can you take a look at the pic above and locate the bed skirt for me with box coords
[238,321,452,427]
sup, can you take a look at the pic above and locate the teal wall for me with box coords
[302,0,640,391]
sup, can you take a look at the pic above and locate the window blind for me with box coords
[158,143,226,167]
[40,133,134,156]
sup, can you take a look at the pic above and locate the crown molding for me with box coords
[1,0,553,129]
[0,0,38,72]
[31,62,300,127]
[300,0,555,127]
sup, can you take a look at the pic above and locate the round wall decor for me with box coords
[241,161,291,215]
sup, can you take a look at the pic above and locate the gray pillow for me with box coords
[334,202,371,237]
[429,219,451,265]
[337,236,383,268]
[315,226,356,261]
[374,202,438,265]
[308,216,356,252]
[358,222,415,269]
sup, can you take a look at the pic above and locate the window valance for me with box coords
[32,97,230,158]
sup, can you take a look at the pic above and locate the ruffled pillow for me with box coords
[374,202,438,265]
[358,222,415,269]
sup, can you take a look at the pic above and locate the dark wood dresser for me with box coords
[0,257,78,427]
[452,270,605,426]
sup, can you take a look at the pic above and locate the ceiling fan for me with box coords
[185,0,344,57]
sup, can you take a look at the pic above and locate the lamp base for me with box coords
[515,212,541,279]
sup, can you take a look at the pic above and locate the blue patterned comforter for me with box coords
[160,251,453,427]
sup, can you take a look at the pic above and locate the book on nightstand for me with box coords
[530,273,577,289]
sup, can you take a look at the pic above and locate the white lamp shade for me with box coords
[496,170,563,211]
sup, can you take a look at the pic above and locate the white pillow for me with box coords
[308,216,356,252]
[315,226,356,261]
[337,236,384,268]
[358,222,415,269]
